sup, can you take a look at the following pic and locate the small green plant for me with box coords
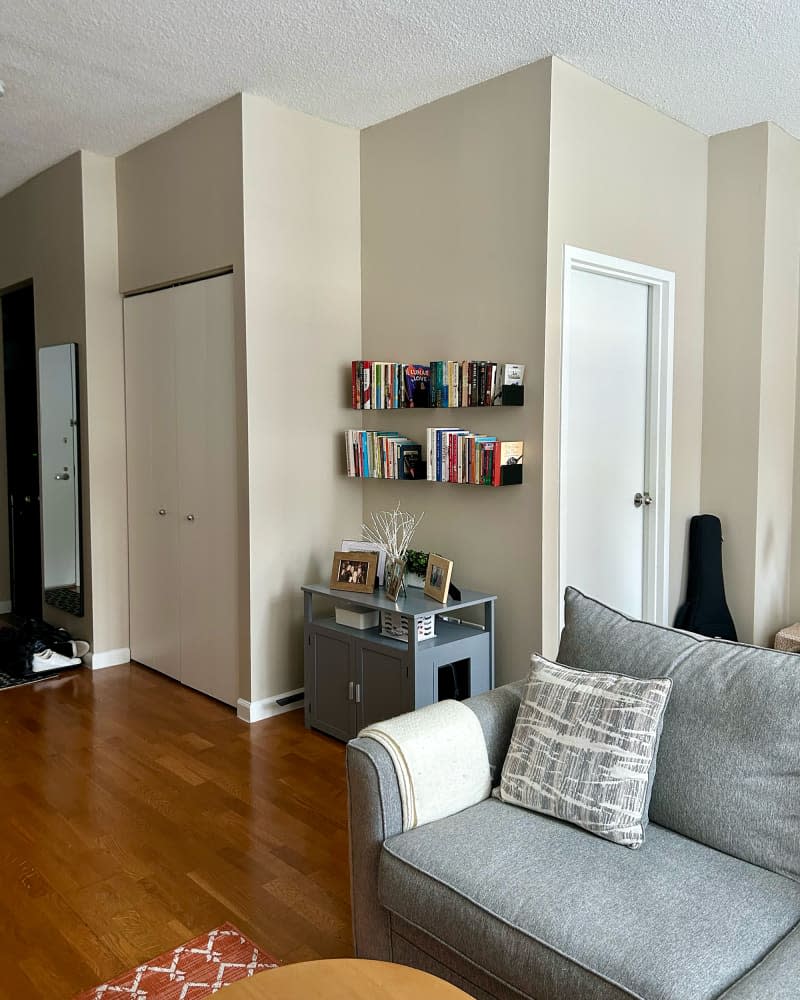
[406,549,429,576]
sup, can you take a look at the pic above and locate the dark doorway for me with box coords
[1,285,42,618]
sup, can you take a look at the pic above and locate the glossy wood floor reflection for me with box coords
[0,664,352,999]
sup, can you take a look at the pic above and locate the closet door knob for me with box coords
[186,514,195,521]
[158,508,167,516]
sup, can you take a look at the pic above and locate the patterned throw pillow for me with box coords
[497,655,672,848]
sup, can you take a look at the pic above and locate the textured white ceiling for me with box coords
[1,0,799,197]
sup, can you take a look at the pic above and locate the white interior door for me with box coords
[124,289,181,680]
[561,268,651,619]
[174,275,238,707]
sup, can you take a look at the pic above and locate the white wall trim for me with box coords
[0,601,11,614]
[237,687,305,724]
[558,245,675,635]
[86,647,131,670]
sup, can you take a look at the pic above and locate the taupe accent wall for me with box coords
[361,62,552,685]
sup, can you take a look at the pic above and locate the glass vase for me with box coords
[384,556,407,601]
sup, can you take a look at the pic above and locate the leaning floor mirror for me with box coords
[38,343,83,617]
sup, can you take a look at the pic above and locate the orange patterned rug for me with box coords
[72,923,279,999]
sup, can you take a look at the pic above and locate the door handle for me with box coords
[354,683,361,703]
[54,472,70,481]
[633,492,653,508]
[348,681,354,701]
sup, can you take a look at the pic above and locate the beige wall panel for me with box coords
[543,59,708,652]
[116,97,245,293]
[755,126,800,643]
[361,62,552,685]
[81,152,129,655]
[242,95,363,702]
[701,126,768,643]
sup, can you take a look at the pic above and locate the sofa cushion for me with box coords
[557,587,800,881]
[379,798,800,1000]
[497,656,671,848]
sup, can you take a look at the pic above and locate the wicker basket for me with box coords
[380,610,436,643]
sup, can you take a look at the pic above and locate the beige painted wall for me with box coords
[701,126,766,641]
[704,124,800,644]
[242,94,363,702]
[542,59,709,653]
[361,61,552,685]
[81,152,129,656]
[116,96,252,695]
[0,154,92,639]
[117,97,245,294]
[754,126,800,642]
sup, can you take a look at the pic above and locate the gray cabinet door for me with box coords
[306,629,355,740]
[357,645,410,730]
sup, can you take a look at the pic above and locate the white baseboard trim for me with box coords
[0,600,11,614]
[87,647,131,670]
[237,687,304,724]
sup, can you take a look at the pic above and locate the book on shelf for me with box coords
[404,364,431,407]
[424,429,523,486]
[492,440,524,486]
[345,430,424,480]
[351,359,524,408]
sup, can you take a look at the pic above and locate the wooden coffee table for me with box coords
[221,959,471,998]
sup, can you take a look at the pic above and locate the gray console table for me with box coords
[301,583,497,741]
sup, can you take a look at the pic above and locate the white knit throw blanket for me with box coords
[360,700,492,831]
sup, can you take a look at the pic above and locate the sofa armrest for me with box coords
[717,923,800,999]
[346,681,524,958]
[347,736,403,959]
[464,680,525,784]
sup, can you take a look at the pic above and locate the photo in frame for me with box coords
[424,554,453,603]
[330,550,378,594]
[341,539,387,587]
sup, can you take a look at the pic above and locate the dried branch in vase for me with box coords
[362,502,424,561]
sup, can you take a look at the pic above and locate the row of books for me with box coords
[426,428,524,486]
[345,430,424,480]
[351,360,525,409]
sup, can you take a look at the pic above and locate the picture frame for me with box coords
[341,539,387,587]
[330,550,378,594]
[424,553,453,603]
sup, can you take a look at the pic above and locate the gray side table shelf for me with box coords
[301,584,497,741]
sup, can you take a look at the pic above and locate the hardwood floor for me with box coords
[0,663,352,999]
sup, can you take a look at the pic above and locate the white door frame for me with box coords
[558,245,675,631]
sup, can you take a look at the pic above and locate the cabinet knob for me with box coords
[158,508,167,516]
[186,514,195,521]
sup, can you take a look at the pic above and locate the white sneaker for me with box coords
[31,648,81,672]
[70,640,90,658]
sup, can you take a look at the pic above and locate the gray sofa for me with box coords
[347,588,800,1000]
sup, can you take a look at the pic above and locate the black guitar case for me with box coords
[673,514,737,640]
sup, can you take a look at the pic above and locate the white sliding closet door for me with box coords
[174,276,239,706]
[124,288,181,681]
[124,274,238,706]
